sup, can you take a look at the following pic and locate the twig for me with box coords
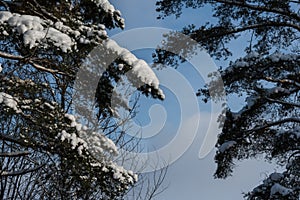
[0,151,31,157]
[0,164,45,177]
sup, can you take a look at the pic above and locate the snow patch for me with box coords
[91,0,115,12]
[0,92,21,113]
[90,0,125,29]
[218,141,236,153]
[0,11,13,22]
[265,87,290,95]
[7,14,44,34]
[270,183,293,197]
[103,39,165,99]
[25,28,74,52]
[0,11,75,52]
[61,113,118,156]
[269,172,284,181]
[57,113,138,184]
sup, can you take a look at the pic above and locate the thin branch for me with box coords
[215,0,300,21]
[265,97,300,108]
[28,61,68,76]
[0,0,10,10]
[0,51,23,60]
[249,117,300,132]
[0,164,45,177]
[0,151,31,157]
[194,21,300,41]
[0,50,68,76]
[29,0,59,22]
[0,134,25,146]
[288,150,300,164]
[264,77,300,88]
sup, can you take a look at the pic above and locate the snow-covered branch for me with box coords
[264,77,300,88]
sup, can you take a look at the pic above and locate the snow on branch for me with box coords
[57,113,137,185]
[231,85,297,120]
[225,51,299,74]
[59,114,118,157]
[0,92,138,185]
[0,10,107,52]
[249,172,295,199]
[90,0,125,29]
[270,183,293,197]
[0,11,164,98]
[0,92,21,113]
[0,11,75,52]
[218,140,236,153]
[264,77,300,88]
[103,39,165,99]
[91,0,115,13]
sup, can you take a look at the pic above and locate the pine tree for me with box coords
[155,0,300,199]
[0,0,164,199]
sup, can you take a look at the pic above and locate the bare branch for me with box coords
[29,0,59,22]
[265,97,300,108]
[28,61,68,76]
[249,117,300,132]
[194,21,300,41]
[0,164,45,177]
[215,0,300,21]
[0,51,23,60]
[0,151,31,157]
[0,50,68,76]
[264,77,300,88]
[0,133,25,146]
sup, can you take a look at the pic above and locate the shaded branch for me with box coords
[194,21,300,41]
[0,151,31,157]
[264,77,300,88]
[28,61,68,76]
[29,0,59,22]
[215,0,300,21]
[0,133,25,146]
[249,117,300,132]
[0,164,45,177]
[0,50,68,76]
[265,97,300,108]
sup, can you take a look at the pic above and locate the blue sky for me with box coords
[108,1,280,199]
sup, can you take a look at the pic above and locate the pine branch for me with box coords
[215,0,300,21]
[249,117,300,132]
[193,21,300,41]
